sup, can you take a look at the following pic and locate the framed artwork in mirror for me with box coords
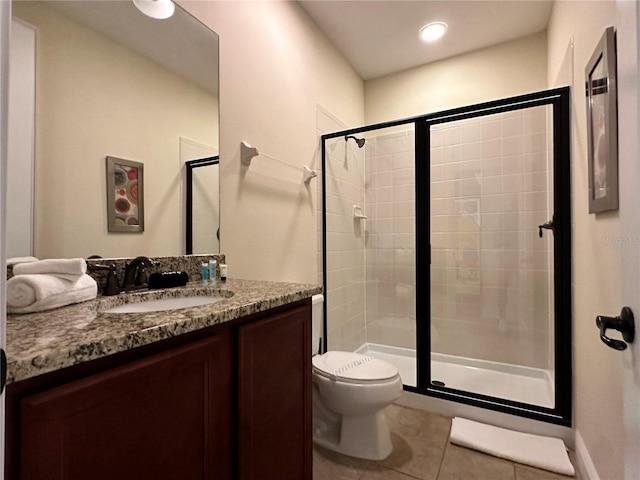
[586,26,618,213]
[106,156,144,232]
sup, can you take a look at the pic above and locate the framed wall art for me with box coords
[106,156,144,232]
[585,26,618,213]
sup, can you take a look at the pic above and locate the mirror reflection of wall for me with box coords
[9,1,219,259]
[7,17,35,259]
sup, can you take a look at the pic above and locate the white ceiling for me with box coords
[42,1,552,94]
[298,0,554,80]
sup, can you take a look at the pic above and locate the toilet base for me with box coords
[313,409,394,460]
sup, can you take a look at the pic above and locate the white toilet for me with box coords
[311,294,403,460]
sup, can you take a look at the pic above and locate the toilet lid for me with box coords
[312,351,399,383]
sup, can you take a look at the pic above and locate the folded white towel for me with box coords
[7,256,39,265]
[7,273,97,314]
[13,258,87,279]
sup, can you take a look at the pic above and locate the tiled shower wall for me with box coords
[430,106,553,369]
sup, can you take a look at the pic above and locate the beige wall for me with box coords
[180,1,364,284]
[364,32,547,124]
[548,1,640,478]
[13,2,219,259]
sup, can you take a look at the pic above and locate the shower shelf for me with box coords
[353,205,368,219]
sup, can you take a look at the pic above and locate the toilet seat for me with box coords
[312,351,399,384]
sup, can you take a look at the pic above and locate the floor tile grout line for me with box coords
[385,464,422,480]
[435,421,454,480]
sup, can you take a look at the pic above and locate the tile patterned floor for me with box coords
[313,404,580,480]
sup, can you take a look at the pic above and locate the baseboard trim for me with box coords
[575,429,600,480]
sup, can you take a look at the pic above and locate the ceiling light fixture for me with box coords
[419,22,448,42]
[133,0,175,20]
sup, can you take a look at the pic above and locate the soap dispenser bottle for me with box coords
[201,262,209,282]
[219,264,227,282]
[209,259,217,284]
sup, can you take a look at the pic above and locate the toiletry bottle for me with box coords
[209,259,217,284]
[220,264,227,282]
[201,262,209,282]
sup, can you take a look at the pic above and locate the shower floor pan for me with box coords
[356,343,554,409]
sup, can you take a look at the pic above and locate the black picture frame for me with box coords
[586,26,618,213]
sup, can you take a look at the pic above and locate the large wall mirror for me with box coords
[9,0,219,259]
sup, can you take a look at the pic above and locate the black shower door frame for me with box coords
[321,87,572,426]
[415,87,572,426]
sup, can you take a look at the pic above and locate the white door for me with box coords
[0,1,12,477]
[617,2,640,478]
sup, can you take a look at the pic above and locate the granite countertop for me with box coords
[6,278,322,385]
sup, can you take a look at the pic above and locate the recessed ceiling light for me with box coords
[419,22,448,42]
[133,0,175,20]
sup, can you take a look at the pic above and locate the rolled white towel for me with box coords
[7,273,97,314]
[13,258,87,280]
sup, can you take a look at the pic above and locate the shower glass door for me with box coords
[429,105,555,408]
[322,125,418,387]
[418,88,571,424]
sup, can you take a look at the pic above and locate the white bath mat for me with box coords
[449,417,575,476]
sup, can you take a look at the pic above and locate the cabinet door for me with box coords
[20,334,232,480]
[238,303,312,480]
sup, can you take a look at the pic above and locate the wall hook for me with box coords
[596,306,635,350]
[241,141,259,166]
[302,166,318,184]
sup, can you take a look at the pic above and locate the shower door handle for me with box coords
[538,217,555,238]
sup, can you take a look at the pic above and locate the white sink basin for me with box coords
[102,296,226,314]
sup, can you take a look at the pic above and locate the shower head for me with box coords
[345,135,366,148]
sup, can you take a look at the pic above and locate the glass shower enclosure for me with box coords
[321,88,571,425]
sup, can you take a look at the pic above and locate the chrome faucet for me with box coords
[122,256,156,291]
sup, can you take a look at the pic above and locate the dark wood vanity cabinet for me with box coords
[20,335,233,480]
[6,300,312,480]
[238,303,312,480]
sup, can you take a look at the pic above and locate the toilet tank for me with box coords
[311,294,324,355]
